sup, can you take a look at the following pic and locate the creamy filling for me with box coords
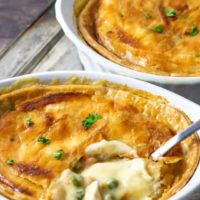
[84,181,102,200]
[52,169,84,200]
[52,140,163,200]
[85,139,138,159]
[82,158,162,200]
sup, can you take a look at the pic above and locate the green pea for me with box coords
[75,188,85,200]
[71,175,83,187]
[107,179,119,190]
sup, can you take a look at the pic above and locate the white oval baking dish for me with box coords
[0,71,200,200]
[55,0,200,85]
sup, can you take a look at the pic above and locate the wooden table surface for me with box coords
[0,3,199,200]
[0,0,54,54]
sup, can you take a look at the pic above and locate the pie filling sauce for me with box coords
[52,140,171,200]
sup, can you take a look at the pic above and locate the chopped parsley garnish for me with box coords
[82,114,101,129]
[25,117,34,127]
[195,53,200,57]
[7,159,14,165]
[166,9,176,17]
[53,149,64,160]
[144,13,152,19]
[189,26,199,36]
[159,5,165,11]
[119,12,124,18]
[75,188,85,200]
[37,136,50,144]
[107,179,119,190]
[151,25,164,33]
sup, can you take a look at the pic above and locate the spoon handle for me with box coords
[151,119,200,161]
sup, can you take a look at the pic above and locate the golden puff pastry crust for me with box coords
[0,78,199,199]
[77,0,200,76]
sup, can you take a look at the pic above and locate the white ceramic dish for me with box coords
[55,0,200,85]
[0,71,200,200]
[78,50,200,105]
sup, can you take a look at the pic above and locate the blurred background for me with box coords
[0,0,54,54]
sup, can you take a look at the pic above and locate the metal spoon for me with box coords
[151,119,200,161]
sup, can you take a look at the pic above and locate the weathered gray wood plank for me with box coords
[0,8,63,80]
[33,36,83,72]
[0,0,55,55]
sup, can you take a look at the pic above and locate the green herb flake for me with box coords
[107,179,119,190]
[38,136,50,144]
[53,149,64,160]
[25,117,34,127]
[189,26,199,36]
[75,188,85,200]
[7,159,14,165]
[159,6,165,11]
[82,114,101,129]
[119,12,124,18]
[195,53,200,57]
[166,9,176,17]
[151,25,164,33]
[144,13,152,19]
